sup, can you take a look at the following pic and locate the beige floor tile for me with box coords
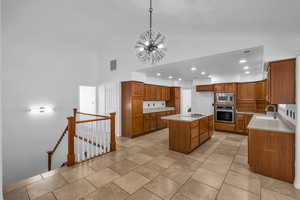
[187,151,210,162]
[109,159,138,175]
[261,188,297,200]
[207,153,234,165]
[230,163,259,179]
[234,155,248,165]
[34,193,56,200]
[87,157,115,171]
[201,160,230,176]
[4,175,42,194]
[86,168,120,188]
[172,157,202,171]
[54,179,96,200]
[134,165,159,180]
[127,153,153,165]
[127,189,162,200]
[144,176,180,200]
[84,183,129,200]
[113,172,150,194]
[103,150,129,162]
[143,162,166,173]
[192,168,225,189]
[171,193,191,200]
[217,184,259,200]
[61,164,95,183]
[178,179,218,200]
[124,146,145,155]
[4,187,29,200]
[152,156,176,169]
[163,165,193,185]
[225,171,261,195]
[259,175,300,199]
[27,174,67,199]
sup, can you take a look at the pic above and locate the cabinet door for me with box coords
[132,82,144,97]
[237,82,256,100]
[150,114,157,131]
[235,114,246,133]
[224,83,236,93]
[214,84,224,93]
[143,115,151,132]
[208,115,214,136]
[150,85,156,100]
[132,97,143,117]
[156,86,162,100]
[161,87,166,100]
[196,85,214,92]
[199,117,209,134]
[269,59,296,104]
[174,88,180,99]
[144,85,151,100]
[166,87,171,101]
[255,81,266,100]
[132,116,143,136]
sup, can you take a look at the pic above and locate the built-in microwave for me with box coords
[215,93,234,105]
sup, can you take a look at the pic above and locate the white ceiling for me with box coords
[137,46,264,81]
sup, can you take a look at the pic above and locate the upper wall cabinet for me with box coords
[214,83,237,93]
[267,59,296,104]
[196,85,214,92]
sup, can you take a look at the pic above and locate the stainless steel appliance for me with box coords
[215,106,235,123]
[215,93,235,105]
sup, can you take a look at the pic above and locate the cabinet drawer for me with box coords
[191,137,199,150]
[191,121,199,128]
[214,122,235,132]
[200,132,209,144]
[191,127,199,138]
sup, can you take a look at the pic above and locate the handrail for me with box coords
[47,126,68,171]
[76,111,110,118]
[76,118,110,124]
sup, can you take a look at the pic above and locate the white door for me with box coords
[181,88,192,114]
[79,86,96,114]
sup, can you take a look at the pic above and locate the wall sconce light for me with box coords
[29,106,53,114]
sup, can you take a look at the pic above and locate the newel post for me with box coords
[73,108,77,119]
[67,116,76,166]
[110,112,116,151]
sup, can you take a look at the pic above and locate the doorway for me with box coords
[79,86,97,114]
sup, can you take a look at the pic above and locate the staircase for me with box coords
[47,108,116,171]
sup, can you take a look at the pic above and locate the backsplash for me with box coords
[278,104,296,125]
[143,101,166,108]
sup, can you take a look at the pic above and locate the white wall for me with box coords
[191,79,214,115]
[0,0,3,197]
[295,56,300,189]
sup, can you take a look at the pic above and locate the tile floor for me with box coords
[4,129,300,200]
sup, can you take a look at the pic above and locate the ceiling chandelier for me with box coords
[135,0,167,64]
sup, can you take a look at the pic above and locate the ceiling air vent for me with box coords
[110,59,117,71]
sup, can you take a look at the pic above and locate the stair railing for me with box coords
[47,108,116,170]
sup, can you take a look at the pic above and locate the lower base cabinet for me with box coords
[214,122,235,132]
[248,129,295,183]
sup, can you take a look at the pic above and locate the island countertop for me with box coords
[161,113,213,122]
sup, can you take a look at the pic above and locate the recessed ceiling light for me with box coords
[190,67,197,71]
[245,71,250,74]
[168,75,173,79]
[243,66,249,70]
[156,73,161,76]
[208,75,212,78]
[240,59,247,64]
[178,78,182,81]
[201,72,206,75]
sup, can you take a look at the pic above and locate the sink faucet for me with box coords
[265,105,277,119]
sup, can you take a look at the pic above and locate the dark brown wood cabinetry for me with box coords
[122,81,180,137]
[196,85,214,92]
[235,114,253,135]
[122,81,145,137]
[248,129,295,183]
[267,59,296,104]
[214,83,237,93]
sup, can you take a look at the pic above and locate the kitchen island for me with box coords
[162,113,214,154]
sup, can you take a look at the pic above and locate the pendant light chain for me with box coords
[149,0,153,40]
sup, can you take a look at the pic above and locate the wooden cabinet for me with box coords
[214,122,235,132]
[143,113,157,133]
[161,87,166,100]
[214,83,236,93]
[122,81,144,137]
[248,129,295,183]
[208,115,214,137]
[199,117,209,144]
[235,114,253,135]
[196,85,214,92]
[165,87,171,101]
[167,87,180,114]
[267,59,296,104]
[237,82,256,100]
[144,84,151,100]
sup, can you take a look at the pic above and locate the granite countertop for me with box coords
[143,107,175,114]
[161,113,213,122]
[247,114,295,134]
